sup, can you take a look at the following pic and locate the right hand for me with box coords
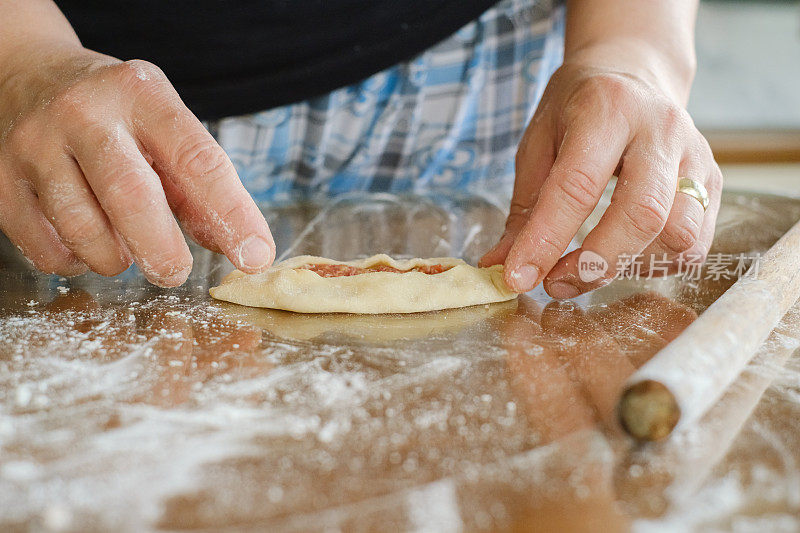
[0,44,275,286]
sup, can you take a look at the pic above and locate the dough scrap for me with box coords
[209,254,518,314]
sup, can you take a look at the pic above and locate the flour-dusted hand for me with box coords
[481,66,722,296]
[480,0,722,298]
[0,2,274,286]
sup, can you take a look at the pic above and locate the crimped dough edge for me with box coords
[210,254,518,314]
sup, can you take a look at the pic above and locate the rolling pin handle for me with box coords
[618,380,681,442]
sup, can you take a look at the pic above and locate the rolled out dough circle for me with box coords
[209,254,518,314]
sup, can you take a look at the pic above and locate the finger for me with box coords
[126,66,274,273]
[480,115,556,267]
[72,124,193,287]
[161,168,222,254]
[33,152,133,276]
[0,171,87,276]
[675,160,723,268]
[635,153,715,276]
[138,145,221,253]
[543,137,680,298]
[503,117,631,293]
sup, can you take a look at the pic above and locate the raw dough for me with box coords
[209,254,518,314]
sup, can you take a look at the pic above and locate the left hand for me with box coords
[480,62,722,298]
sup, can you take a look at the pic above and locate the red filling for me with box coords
[301,263,451,278]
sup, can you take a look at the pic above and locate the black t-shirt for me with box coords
[56,1,500,121]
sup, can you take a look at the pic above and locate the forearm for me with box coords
[564,0,698,104]
[0,0,82,62]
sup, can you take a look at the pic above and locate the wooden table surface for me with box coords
[1,191,799,531]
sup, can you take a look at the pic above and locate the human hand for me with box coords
[480,62,722,298]
[0,44,274,286]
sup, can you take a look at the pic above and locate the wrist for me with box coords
[564,37,696,105]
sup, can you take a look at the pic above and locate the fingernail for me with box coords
[548,280,581,299]
[238,235,273,271]
[509,264,540,292]
[150,263,192,288]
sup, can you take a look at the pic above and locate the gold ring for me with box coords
[676,177,709,211]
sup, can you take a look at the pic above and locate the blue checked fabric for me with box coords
[206,0,565,205]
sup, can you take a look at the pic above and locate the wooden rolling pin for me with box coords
[618,216,800,441]
[616,304,800,512]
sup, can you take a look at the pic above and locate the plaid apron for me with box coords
[206,0,564,205]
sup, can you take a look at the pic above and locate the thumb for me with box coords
[479,118,555,267]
